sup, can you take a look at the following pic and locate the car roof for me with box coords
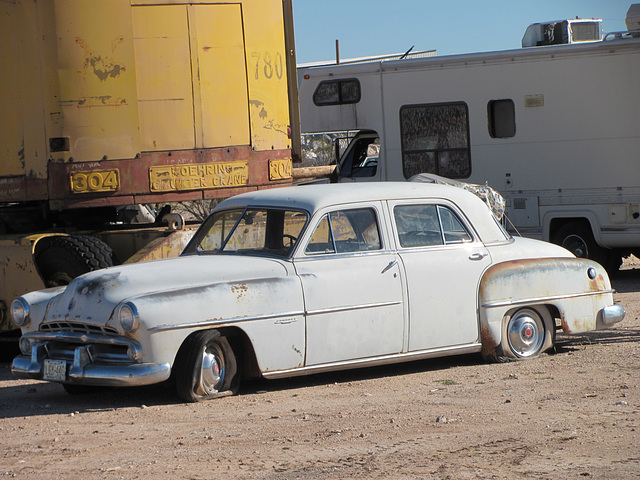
[216,183,508,244]
[220,182,477,211]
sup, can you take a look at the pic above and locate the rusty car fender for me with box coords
[478,257,616,353]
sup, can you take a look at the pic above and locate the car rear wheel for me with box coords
[504,308,545,358]
[175,330,239,402]
[483,307,554,363]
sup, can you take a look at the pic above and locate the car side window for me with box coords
[438,205,472,243]
[394,204,472,248]
[305,208,381,254]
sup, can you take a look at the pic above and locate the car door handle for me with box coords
[381,260,398,274]
[469,252,489,261]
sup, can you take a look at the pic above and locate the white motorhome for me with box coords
[298,7,640,272]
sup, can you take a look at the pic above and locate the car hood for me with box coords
[43,254,289,326]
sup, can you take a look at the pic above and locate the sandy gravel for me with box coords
[1,262,639,479]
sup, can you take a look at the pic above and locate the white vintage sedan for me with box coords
[11,183,625,402]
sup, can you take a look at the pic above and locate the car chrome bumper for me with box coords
[601,303,625,326]
[11,348,171,387]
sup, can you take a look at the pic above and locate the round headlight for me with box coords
[11,298,30,327]
[118,302,139,333]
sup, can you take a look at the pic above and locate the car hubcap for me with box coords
[507,310,544,357]
[197,345,224,395]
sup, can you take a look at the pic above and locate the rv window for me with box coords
[400,103,471,179]
[488,99,516,138]
[313,79,361,106]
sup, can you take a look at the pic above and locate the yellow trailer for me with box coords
[0,0,300,338]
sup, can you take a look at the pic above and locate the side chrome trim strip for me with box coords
[148,310,305,332]
[149,301,402,332]
[307,300,402,316]
[481,289,615,309]
[262,343,482,379]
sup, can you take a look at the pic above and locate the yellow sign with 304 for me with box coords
[70,169,120,194]
[150,162,249,192]
[269,158,292,180]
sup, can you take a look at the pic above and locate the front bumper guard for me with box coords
[11,342,170,387]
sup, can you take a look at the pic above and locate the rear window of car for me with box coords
[394,204,472,248]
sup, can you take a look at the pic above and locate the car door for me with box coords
[293,204,405,366]
[390,200,491,351]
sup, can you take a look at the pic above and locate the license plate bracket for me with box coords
[43,359,67,381]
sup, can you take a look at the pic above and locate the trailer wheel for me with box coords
[553,222,621,274]
[35,235,114,287]
[174,330,239,402]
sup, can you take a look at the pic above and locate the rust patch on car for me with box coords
[231,283,248,300]
[561,314,594,334]
[480,323,499,350]
[480,324,498,346]
[589,273,607,292]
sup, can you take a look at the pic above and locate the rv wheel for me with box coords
[554,222,620,274]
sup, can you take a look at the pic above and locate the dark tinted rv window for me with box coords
[488,99,516,138]
[313,79,361,106]
[400,102,471,179]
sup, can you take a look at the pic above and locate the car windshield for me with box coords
[183,208,308,258]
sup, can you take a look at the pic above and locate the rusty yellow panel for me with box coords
[269,158,293,180]
[52,0,140,161]
[132,5,195,151]
[149,162,249,192]
[0,236,47,331]
[190,4,250,149]
[70,169,120,194]
[0,1,24,176]
[123,228,197,264]
[0,1,48,179]
[242,0,291,152]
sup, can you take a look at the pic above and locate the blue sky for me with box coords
[292,1,633,64]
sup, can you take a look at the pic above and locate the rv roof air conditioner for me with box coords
[626,4,640,32]
[522,18,602,48]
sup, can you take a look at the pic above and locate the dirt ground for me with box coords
[1,261,639,480]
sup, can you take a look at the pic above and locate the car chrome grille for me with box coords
[43,341,131,365]
[40,322,119,336]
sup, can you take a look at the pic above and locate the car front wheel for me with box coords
[175,330,239,402]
